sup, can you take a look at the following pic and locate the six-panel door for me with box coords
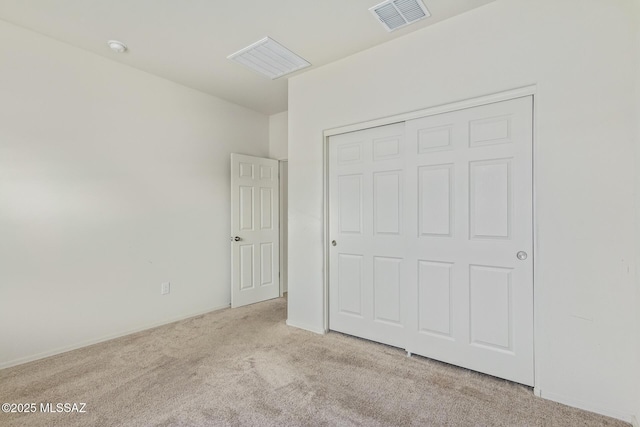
[328,97,534,385]
[231,154,280,308]
[329,123,408,348]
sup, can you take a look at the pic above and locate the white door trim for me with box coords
[322,85,538,381]
[279,160,288,297]
[323,85,537,139]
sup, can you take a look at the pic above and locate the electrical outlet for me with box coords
[161,282,170,295]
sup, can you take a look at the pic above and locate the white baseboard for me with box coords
[537,389,634,424]
[286,319,326,335]
[0,304,230,370]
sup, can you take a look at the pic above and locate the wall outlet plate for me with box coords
[161,282,170,295]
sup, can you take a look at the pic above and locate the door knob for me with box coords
[331,240,337,247]
[232,236,241,242]
[516,251,527,260]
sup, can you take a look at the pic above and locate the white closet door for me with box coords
[328,96,534,386]
[404,96,534,385]
[328,123,407,348]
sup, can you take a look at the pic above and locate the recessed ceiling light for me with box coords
[227,37,310,80]
[107,40,127,53]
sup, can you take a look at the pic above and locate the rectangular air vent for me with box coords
[227,37,311,80]
[370,0,431,32]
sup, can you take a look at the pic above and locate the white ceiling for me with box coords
[0,0,495,115]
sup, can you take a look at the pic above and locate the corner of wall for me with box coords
[635,0,640,423]
[269,111,289,160]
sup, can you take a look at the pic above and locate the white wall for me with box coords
[635,2,640,425]
[288,0,638,421]
[0,20,269,368]
[269,111,288,160]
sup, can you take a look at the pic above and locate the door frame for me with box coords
[322,85,540,388]
[279,160,288,297]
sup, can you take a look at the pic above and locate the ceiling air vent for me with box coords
[227,37,311,80]
[370,0,431,32]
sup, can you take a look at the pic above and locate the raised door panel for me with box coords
[239,245,254,290]
[417,125,454,153]
[469,265,513,352]
[469,115,513,147]
[259,165,274,181]
[374,171,402,236]
[418,260,453,338]
[470,159,512,240]
[373,136,401,161]
[239,186,254,231]
[239,162,254,179]
[260,243,274,287]
[260,188,273,230]
[338,175,363,235]
[338,254,364,317]
[373,257,402,325]
[418,164,453,237]
[337,142,363,165]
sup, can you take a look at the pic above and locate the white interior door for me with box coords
[329,123,407,348]
[328,96,534,385]
[231,154,279,308]
[404,96,534,385]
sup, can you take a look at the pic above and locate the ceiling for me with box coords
[0,0,495,115]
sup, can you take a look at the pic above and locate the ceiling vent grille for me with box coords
[370,0,431,32]
[227,37,311,80]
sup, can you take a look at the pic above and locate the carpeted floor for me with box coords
[0,297,630,426]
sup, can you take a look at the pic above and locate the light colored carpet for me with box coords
[0,297,629,426]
